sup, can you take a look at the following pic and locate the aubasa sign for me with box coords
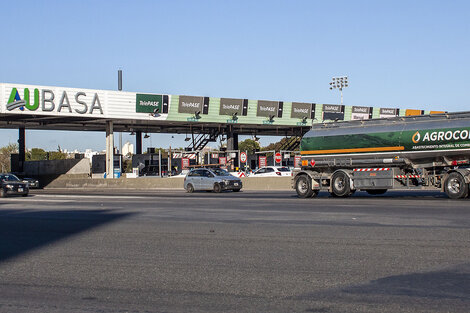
[6,87,103,114]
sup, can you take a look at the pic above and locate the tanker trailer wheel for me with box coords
[331,171,351,197]
[444,172,468,199]
[295,175,318,198]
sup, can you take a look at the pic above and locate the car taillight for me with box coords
[276,172,281,176]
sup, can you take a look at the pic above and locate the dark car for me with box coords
[21,177,40,188]
[0,173,29,197]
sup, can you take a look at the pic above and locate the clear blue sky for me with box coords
[1,0,469,151]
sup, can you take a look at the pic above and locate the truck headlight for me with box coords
[6,184,14,189]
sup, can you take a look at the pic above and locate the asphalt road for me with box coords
[1,189,470,313]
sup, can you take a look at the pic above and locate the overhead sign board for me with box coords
[178,95,204,114]
[4,86,104,115]
[322,104,345,121]
[291,102,315,119]
[351,106,372,120]
[257,100,279,117]
[220,98,243,116]
[379,108,399,118]
[136,93,162,113]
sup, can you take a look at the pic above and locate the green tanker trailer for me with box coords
[293,111,470,199]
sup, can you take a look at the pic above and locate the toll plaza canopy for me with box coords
[0,82,435,136]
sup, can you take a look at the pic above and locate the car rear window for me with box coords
[277,167,290,172]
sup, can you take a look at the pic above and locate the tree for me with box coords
[261,137,300,152]
[0,143,18,173]
[27,148,47,161]
[48,151,67,160]
[238,139,260,154]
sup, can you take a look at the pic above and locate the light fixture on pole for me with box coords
[329,76,349,105]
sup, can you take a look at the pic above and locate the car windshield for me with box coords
[277,167,291,172]
[212,168,230,176]
[0,174,20,181]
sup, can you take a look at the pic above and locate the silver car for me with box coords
[184,168,242,193]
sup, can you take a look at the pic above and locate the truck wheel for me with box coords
[366,189,387,195]
[295,175,317,198]
[444,172,468,199]
[331,171,351,197]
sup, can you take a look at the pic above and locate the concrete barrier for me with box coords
[25,159,90,176]
[44,175,292,190]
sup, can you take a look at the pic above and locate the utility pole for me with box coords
[118,70,123,154]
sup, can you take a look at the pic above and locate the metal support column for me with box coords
[106,121,114,178]
[226,129,239,151]
[18,127,25,173]
[136,131,142,154]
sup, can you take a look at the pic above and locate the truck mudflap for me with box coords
[292,170,321,190]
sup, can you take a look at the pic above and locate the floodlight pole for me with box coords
[329,76,348,106]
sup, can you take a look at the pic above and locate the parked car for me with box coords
[0,173,29,197]
[184,167,242,193]
[21,177,40,189]
[250,166,292,177]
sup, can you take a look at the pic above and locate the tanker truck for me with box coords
[292,111,470,199]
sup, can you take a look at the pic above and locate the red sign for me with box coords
[275,152,282,164]
[259,156,267,168]
[294,155,302,168]
[219,157,227,165]
[182,158,190,169]
[240,152,247,163]
[310,159,316,167]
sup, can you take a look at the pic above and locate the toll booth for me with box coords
[203,150,240,171]
[92,154,122,178]
[132,152,168,177]
[169,150,198,175]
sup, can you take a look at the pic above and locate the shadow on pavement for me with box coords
[294,263,470,309]
[0,209,134,263]
[342,263,470,300]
